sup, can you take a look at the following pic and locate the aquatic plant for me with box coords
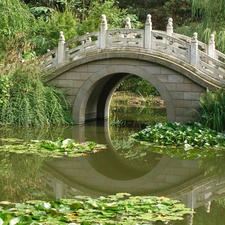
[0,193,193,224]
[0,138,106,158]
[131,122,225,155]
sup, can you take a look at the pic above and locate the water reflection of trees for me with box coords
[0,125,72,142]
[109,127,162,173]
[199,150,225,176]
[0,152,50,202]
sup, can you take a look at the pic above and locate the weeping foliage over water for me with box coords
[0,36,74,126]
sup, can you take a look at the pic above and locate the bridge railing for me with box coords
[41,14,225,84]
[65,31,99,61]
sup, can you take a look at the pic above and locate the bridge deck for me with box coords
[41,15,225,88]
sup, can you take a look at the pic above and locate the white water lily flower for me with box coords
[43,202,51,209]
[9,217,20,225]
[184,143,193,151]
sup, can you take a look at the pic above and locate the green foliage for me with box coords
[0,34,74,126]
[131,122,225,160]
[164,0,192,27]
[175,0,225,53]
[117,0,166,29]
[0,138,106,158]
[198,88,225,132]
[30,6,55,21]
[132,122,225,150]
[0,64,74,126]
[0,193,193,224]
[31,8,78,54]
[116,76,159,97]
[0,76,10,106]
[0,0,35,55]
[77,0,142,35]
[0,151,46,202]
[0,0,35,35]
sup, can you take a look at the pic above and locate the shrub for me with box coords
[0,36,74,126]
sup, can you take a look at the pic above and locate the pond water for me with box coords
[1,107,225,224]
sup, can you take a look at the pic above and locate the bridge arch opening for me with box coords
[109,75,166,126]
[73,64,175,124]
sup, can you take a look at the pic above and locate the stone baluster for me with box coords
[166,18,173,36]
[190,32,198,67]
[145,14,152,50]
[208,34,215,58]
[58,31,65,64]
[99,14,107,49]
[125,17,131,29]
[205,201,211,213]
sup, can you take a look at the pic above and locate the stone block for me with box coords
[166,175,182,184]
[183,77,192,83]
[154,175,167,182]
[66,71,80,80]
[175,108,185,116]
[170,92,184,100]
[58,79,74,88]
[87,64,105,73]
[174,100,192,108]
[80,72,92,80]
[156,74,169,82]
[76,64,88,72]
[145,65,161,74]
[57,74,67,80]
[168,74,184,83]
[184,92,200,100]
[160,67,174,75]
[73,80,85,88]
[191,84,205,92]
[176,83,192,91]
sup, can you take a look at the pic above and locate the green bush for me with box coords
[0,36,74,126]
[0,62,74,126]
[31,8,78,55]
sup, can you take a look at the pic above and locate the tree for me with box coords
[77,0,142,35]
[175,0,225,53]
[0,0,35,53]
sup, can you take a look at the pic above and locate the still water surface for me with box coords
[1,112,225,224]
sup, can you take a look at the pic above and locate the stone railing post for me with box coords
[166,18,173,36]
[145,14,152,50]
[190,32,198,67]
[125,17,131,29]
[58,31,65,64]
[99,14,107,49]
[208,34,215,58]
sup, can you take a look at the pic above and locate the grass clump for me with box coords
[198,88,225,132]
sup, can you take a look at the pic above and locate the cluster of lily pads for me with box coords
[131,122,225,159]
[132,122,225,148]
[0,138,106,158]
[0,193,193,224]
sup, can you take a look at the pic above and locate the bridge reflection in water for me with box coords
[39,122,225,222]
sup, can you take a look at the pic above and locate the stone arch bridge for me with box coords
[42,14,225,124]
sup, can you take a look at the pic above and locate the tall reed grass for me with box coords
[198,88,225,132]
[0,35,74,126]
